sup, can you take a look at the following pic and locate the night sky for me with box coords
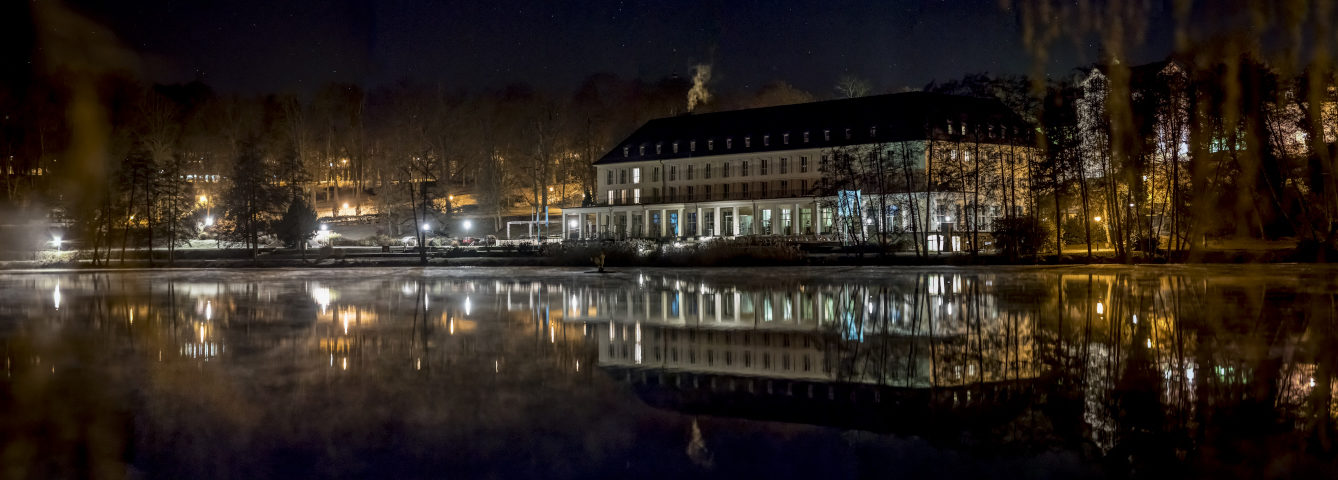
[62,0,1176,95]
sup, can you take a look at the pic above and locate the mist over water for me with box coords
[1,266,1335,478]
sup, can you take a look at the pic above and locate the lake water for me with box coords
[1,266,1336,479]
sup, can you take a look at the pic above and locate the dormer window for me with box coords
[639,145,645,156]
[690,140,697,152]
[707,139,714,150]
[870,126,877,137]
[744,136,751,148]
[823,129,831,141]
[623,146,630,157]
[988,126,995,138]
[726,138,733,149]
[844,128,852,139]
[656,143,663,154]
[947,121,954,135]
[803,131,810,143]
[763,135,770,146]
[673,141,680,153]
[783,133,790,144]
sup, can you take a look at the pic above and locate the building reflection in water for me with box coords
[2,268,1338,476]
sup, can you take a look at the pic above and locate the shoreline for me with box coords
[0,246,1316,270]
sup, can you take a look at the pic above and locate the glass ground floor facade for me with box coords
[561,192,1015,252]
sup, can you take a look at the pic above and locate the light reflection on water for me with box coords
[1,267,1337,478]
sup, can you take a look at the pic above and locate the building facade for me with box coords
[562,92,1037,251]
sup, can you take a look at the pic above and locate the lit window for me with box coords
[623,146,630,157]
[673,142,679,153]
[639,145,645,156]
[632,167,641,184]
[608,190,614,204]
[634,189,641,204]
[783,133,790,144]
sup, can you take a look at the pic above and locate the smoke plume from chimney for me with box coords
[687,64,712,112]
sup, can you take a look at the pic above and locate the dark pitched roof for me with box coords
[595,91,1031,166]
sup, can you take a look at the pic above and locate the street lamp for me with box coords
[422,223,431,232]
[200,195,212,226]
[1094,216,1102,222]
[52,235,62,252]
[463,220,473,231]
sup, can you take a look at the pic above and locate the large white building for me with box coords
[562,92,1036,251]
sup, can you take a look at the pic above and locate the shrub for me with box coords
[274,196,318,248]
[993,216,1049,258]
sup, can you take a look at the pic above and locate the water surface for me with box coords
[2,266,1336,479]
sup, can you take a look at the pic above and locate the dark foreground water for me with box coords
[2,266,1337,479]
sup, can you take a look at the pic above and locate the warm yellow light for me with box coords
[1093,216,1101,222]
[342,202,349,209]
[199,195,208,203]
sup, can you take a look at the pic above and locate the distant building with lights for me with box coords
[561,92,1037,251]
